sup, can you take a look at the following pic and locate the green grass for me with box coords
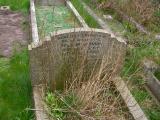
[122,36,160,77]
[0,0,29,12]
[82,0,132,36]
[121,38,160,120]
[45,91,80,120]
[71,0,100,28]
[0,50,34,120]
[132,87,160,120]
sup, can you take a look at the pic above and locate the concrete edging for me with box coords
[32,86,49,120]
[66,0,89,28]
[146,73,160,103]
[114,77,148,120]
[30,0,40,45]
[30,0,49,119]
[143,59,160,103]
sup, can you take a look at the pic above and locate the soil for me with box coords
[0,10,29,57]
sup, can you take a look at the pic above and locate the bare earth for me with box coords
[0,10,28,57]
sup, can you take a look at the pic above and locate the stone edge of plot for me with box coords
[29,0,148,120]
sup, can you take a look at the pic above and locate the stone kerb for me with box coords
[29,28,126,86]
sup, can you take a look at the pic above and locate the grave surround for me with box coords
[29,0,148,120]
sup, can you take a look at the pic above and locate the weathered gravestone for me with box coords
[29,28,126,89]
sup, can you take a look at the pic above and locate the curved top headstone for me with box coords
[29,28,126,85]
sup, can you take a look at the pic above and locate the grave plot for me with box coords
[29,0,148,120]
[29,28,135,120]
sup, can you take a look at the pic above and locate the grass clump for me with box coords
[0,0,29,12]
[71,0,100,28]
[0,49,34,120]
[45,91,81,120]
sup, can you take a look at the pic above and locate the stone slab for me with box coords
[114,77,148,120]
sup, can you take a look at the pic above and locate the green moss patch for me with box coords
[36,5,79,38]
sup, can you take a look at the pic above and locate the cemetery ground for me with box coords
[0,0,160,120]
[73,0,160,120]
[0,0,34,119]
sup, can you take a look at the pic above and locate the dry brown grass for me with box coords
[97,0,155,25]
[46,31,132,120]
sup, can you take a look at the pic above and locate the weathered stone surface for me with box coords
[142,59,159,73]
[30,0,40,46]
[155,34,160,40]
[115,77,148,120]
[29,28,126,87]
[142,59,160,103]
[32,86,49,120]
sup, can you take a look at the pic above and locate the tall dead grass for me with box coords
[46,30,132,120]
[97,0,155,25]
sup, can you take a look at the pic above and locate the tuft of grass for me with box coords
[0,0,29,12]
[71,0,100,28]
[45,91,80,120]
[0,49,34,120]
